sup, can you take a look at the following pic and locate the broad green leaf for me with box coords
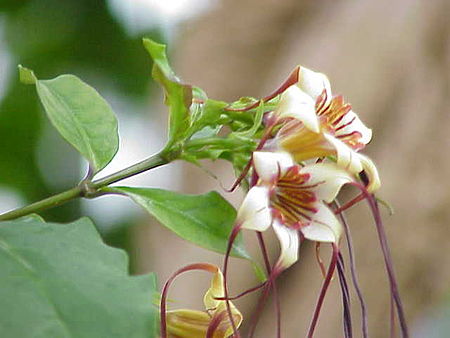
[113,187,250,259]
[18,66,119,173]
[143,39,192,146]
[0,217,158,338]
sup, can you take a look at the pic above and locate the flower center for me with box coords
[277,120,334,162]
[270,166,318,229]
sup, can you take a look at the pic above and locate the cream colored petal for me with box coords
[272,220,299,271]
[252,151,294,183]
[203,267,243,338]
[274,85,320,133]
[335,110,372,145]
[203,265,224,310]
[358,153,381,192]
[166,309,212,338]
[236,186,272,231]
[297,66,332,102]
[212,302,243,338]
[300,163,354,203]
[324,133,364,173]
[301,203,342,243]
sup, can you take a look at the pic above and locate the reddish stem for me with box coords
[351,182,409,337]
[248,231,284,338]
[160,263,218,338]
[337,253,353,338]
[206,311,227,338]
[257,231,282,338]
[225,66,300,112]
[214,281,267,301]
[334,201,369,338]
[248,283,271,338]
[226,118,277,193]
[307,243,339,338]
[390,294,396,338]
[272,276,282,338]
[257,232,272,274]
[334,193,365,215]
[223,226,242,337]
[315,242,328,279]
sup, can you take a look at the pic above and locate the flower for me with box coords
[268,66,380,192]
[165,264,242,338]
[236,151,354,272]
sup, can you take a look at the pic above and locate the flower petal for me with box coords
[301,204,342,243]
[212,302,243,338]
[300,163,354,203]
[166,309,212,337]
[274,85,320,133]
[297,66,332,102]
[324,133,364,173]
[272,220,299,271]
[358,153,381,192]
[236,186,272,231]
[203,265,224,311]
[335,109,372,146]
[202,267,243,338]
[252,151,294,183]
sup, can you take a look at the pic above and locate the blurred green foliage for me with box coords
[0,0,162,224]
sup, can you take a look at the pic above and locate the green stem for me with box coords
[185,137,255,150]
[0,186,83,221]
[91,152,169,188]
[0,152,170,221]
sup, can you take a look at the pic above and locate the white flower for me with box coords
[236,151,354,271]
[270,66,380,192]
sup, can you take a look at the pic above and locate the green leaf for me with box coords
[0,217,158,338]
[21,67,119,173]
[113,187,250,259]
[190,125,222,140]
[143,38,192,146]
[189,99,228,136]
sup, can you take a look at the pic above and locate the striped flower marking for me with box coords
[269,66,380,192]
[237,151,354,272]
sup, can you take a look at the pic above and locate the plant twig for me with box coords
[0,152,170,221]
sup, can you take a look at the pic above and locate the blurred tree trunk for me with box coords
[140,0,450,336]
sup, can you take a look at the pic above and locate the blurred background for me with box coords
[0,0,448,337]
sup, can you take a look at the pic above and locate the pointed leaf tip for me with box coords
[36,75,119,173]
[142,38,192,146]
[18,65,37,85]
[142,38,177,81]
